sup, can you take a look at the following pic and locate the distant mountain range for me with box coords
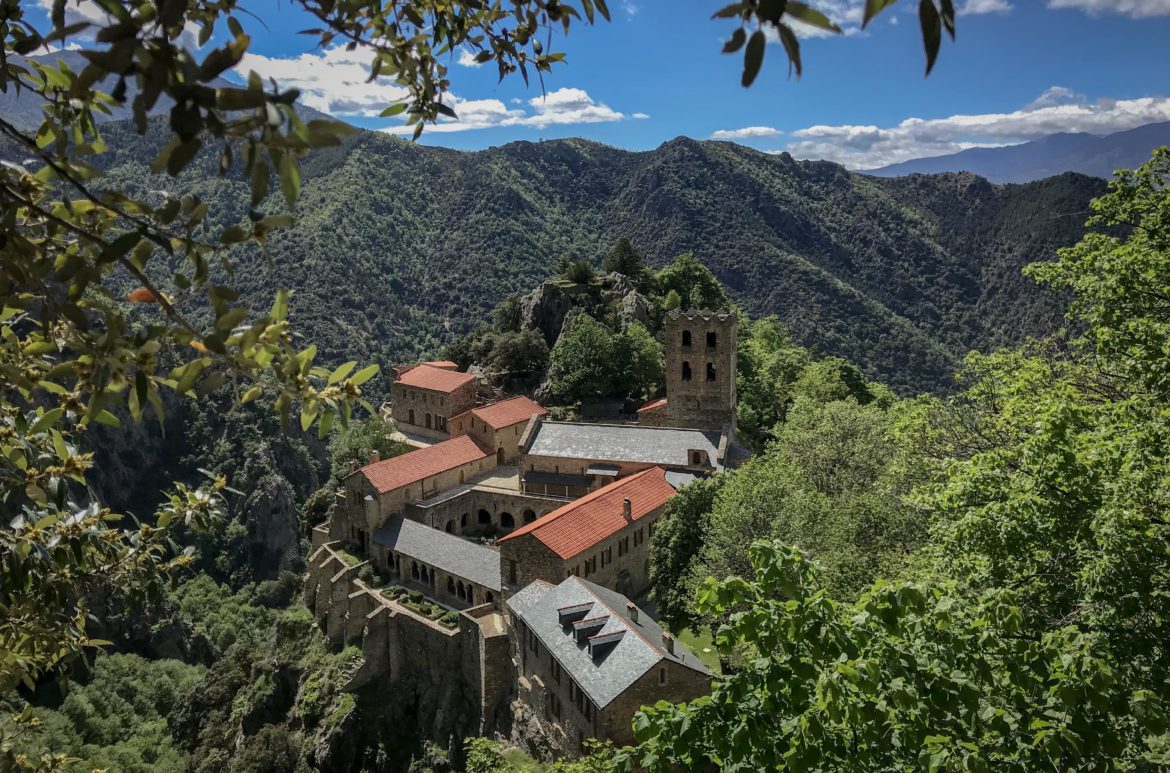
[865,122,1170,183]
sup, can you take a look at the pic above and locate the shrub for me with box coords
[564,259,595,284]
[440,611,459,628]
[408,590,424,603]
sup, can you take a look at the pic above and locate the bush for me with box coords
[440,611,459,628]
[408,590,424,603]
[564,259,595,284]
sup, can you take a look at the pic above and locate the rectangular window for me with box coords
[584,699,592,722]
[552,660,562,684]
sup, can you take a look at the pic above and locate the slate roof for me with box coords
[454,395,546,431]
[526,422,723,469]
[360,435,491,494]
[374,517,501,591]
[500,468,675,559]
[396,364,476,393]
[507,576,709,709]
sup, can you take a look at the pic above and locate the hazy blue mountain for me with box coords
[866,121,1170,182]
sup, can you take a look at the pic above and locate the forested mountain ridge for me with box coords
[75,122,1105,395]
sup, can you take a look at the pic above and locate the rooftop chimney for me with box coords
[662,631,675,655]
[369,451,380,465]
[623,498,632,521]
[348,460,356,474]
[626,601,638,623]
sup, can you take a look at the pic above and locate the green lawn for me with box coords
[674,626,721,675]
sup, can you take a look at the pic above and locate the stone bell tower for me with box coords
[640,309,737,432]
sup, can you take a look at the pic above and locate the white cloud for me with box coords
[781,89,1170,168]
[621,0,639,18]
[383,87,642,134]
[457,49,483,68]
[959,0,1012,14]
[235,46,409,116]
[632,112,651,120]
[36,0,203,48]
[711,126,782,140]
[1047,0,1170,17]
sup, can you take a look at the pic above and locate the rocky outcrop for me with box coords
[619,290,652,329]
[520,282,575,347]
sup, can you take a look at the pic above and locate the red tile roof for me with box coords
[421,360,458,369]
[499,467,676,559]
[637,397,668,413]
[396,364,476,393]
[360,435,492,494]
[457,396,547,431]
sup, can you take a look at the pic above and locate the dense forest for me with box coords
[62,117,1106,396]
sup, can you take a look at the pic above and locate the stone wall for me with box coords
[409,487,564,537]
[660,309,737,431]
[390,379,477,438]
[598,657,712,747]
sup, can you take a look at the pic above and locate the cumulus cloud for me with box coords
[383,87,644,134]
[457,49,483,68]
[1047,0,1170,17]
[959,0,1012,13]
[235,46,409,116]
[711,126,782,140]
[781,89,1170,168]
[35,0,203,48]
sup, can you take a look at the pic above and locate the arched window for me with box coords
[501,512,515,529]
[706,330,717,347]
[681,329,692,347]
[425,412,432,429]
[447,576,456,595]
[681,361,692,381]
[496,447,505,464]
[478,509,491,525]
[411,561,420,580]
[457,582,467,601]
[706,362,716,381]
[461,513,468,528]
[445,520,455,534]
[408,408,415,424]
[486,592,495,603]
[523,509,537,524]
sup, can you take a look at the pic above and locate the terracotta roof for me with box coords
[395,364,476,393]
[637,397,668,413]
[457,396,546,431]
[499,467,675,559]
[360,435,491,494]
[421,360,458,369]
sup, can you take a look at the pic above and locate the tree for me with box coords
[790,357,874,405]
[648,475,726,631]
[564,259,597,284]
[654,253,730,312]
[611,322,663,402]
[735,316,811,443]
[602,238,647,279]
[492,294,524,333]
[491,329,551,387]
[626,542,1165,772]
[327,414,407,482]
[547,313,614,404]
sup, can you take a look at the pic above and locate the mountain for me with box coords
[0,50,333,131]
[865,121,1170,183]
[26,121,1105,395]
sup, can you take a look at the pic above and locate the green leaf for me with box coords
[741,29,765,88]
[30,408,63,434]
[711,2,744,19]
[785,2,841,33]
[350,364,380,386]
[329,361,357,385]
[862,0,899,27]
[278,152,301,207]
[723,28,747,54]
[167,138,202,176]
[777,22,802,77]
[919,0,943,75]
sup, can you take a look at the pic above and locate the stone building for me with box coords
[638,309,737,432]
[391,363,478,439]
[331,434,496,550]
[498,467,677,597]
[507,576,711,754]
[519,418,725,498]
[449,395,547,464]
[373,516,502,608]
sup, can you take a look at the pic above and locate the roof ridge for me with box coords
[498,467,662,543]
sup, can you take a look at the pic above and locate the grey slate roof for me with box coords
[526,422,723,470]
[665,470,700,489]
[374,517,501,591]
[507,577,710,709]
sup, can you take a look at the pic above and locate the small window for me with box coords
[681,330,692,347]
[706,362,716,381]
[681,361,692,381]
[659,667,667,685]
[706,331,717,347]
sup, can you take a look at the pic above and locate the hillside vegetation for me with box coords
[80,121,1104,395]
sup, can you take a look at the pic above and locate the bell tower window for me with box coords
[706,363,716,381]
[706,331,717,347]
[681,361,692,381]
[681,330,692,347]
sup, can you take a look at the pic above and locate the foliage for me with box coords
[611,322,664,402]
[464,736,508,772]
[602,238,649,283]
[491,330,552,387]
[648,475,727,631]
[563,259,597,284]
[0,653,205,773]
[327,414,408,482]
[790,357,874,405]
[734,316,812,442]
[654,253,730,312]
[547,313,618,404]
[627,542,1165,772]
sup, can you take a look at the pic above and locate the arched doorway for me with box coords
[478,509,491,525]
[447,576,456,596]
[408,408,415,424]
[461,513,468,529]
[425,412,432,429]
[411,561,420,580]
[522,509,536,524]
[445,520,455,534]
[500,512,515,530]
[496,447,505,464]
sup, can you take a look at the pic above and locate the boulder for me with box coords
[519,282,574,346]
[619,290,653,329]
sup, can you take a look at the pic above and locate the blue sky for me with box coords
[35,0,1170,168]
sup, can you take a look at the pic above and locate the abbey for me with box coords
[307,310,746,758]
